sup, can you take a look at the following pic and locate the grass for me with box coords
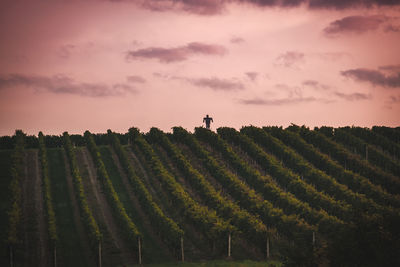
[47,148,90,267]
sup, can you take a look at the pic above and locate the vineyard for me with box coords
[0,125,399,266]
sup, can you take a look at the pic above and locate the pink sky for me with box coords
[0,0,400,136]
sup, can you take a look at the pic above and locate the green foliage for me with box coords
[296,126,400,196]
[84,131,140,245]
[108,129,183,249]
[172,127,314,241]
[217,127,351,222]
[148,127,267,247]
[194,127,344,234]
[38,132,58,245]
[129,127,233,241]
[7,130,25,246]
[325,127,400,177]
[63,132,102,247]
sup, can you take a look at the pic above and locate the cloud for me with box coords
[135,0,400,16]
[245,72,258,81]
[275,51,305,68]
[384,24,400,32]
[379,64,400,74]
[323,15,389,36]
[341,68,400,88]
[140,0,226,15]
[302,80,330,90]
[57,44,75,59]
[333,91,371,101]
[127,75,146,83]
[239,96,318,106]
[387,95,400,103]
[0,74,137,97]
[126,42,227,63]
[230,36,245,44]
[186,77,244,91]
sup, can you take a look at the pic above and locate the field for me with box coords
[1,126,399,267]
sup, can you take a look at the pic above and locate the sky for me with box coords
[0,0,400,136]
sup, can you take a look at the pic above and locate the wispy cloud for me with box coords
[185,77,244,91]
[0,74,137,97]
[127,75,146,83]
[245,72,258,81]
[341,68,400,88]
[378,64,400,74]
[275,51,305,68]
[230,36,245,44]
[334,91,371,101]
[323,15,399,36]
[302,80,330,90]
[126,42,227,63]
[239,96,318,106]
[153,72,244,91]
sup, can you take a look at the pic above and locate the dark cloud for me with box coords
[302,80,330,90]
[384,24,400,32]
[126,42,227,63]
[140,0,226,15]
[387,95,400,103]
[334,91,371,101]
[239,96,318,106]
[245,72,258,81]
[127,75,146,83]
[341,68,400,88]
[323,15,389,36]
[230,36,245,44]
[308,0,400,9]
[135,0,400,16]
[187,77,244,91]
[379,64,400,73]
[0,74,137,97]
[275,51,304,68]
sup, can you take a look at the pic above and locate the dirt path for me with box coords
[108,146,172,259]
[78,147,136,266]
[62,149,94,267]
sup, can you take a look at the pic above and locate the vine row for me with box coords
[148,127,268,247]
[194,127,344,233]
[38,132,58,246]
[84,131,141,246]
[108,130,183,249]
[172,127,315,240]
[129,127,234,242]
[62,132,102,247]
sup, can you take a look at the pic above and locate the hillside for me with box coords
[0,125,399,267]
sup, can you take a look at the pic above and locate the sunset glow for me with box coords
[1,0,399,135]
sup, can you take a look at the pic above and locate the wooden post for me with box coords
[10,245,13,267]
[266,237,270,259]
[181,237,184,262]
[98,242,102,267]
[228,233,231,258]
[54,246,57,267]
[138,237,142,265]
[312,232,316,246]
